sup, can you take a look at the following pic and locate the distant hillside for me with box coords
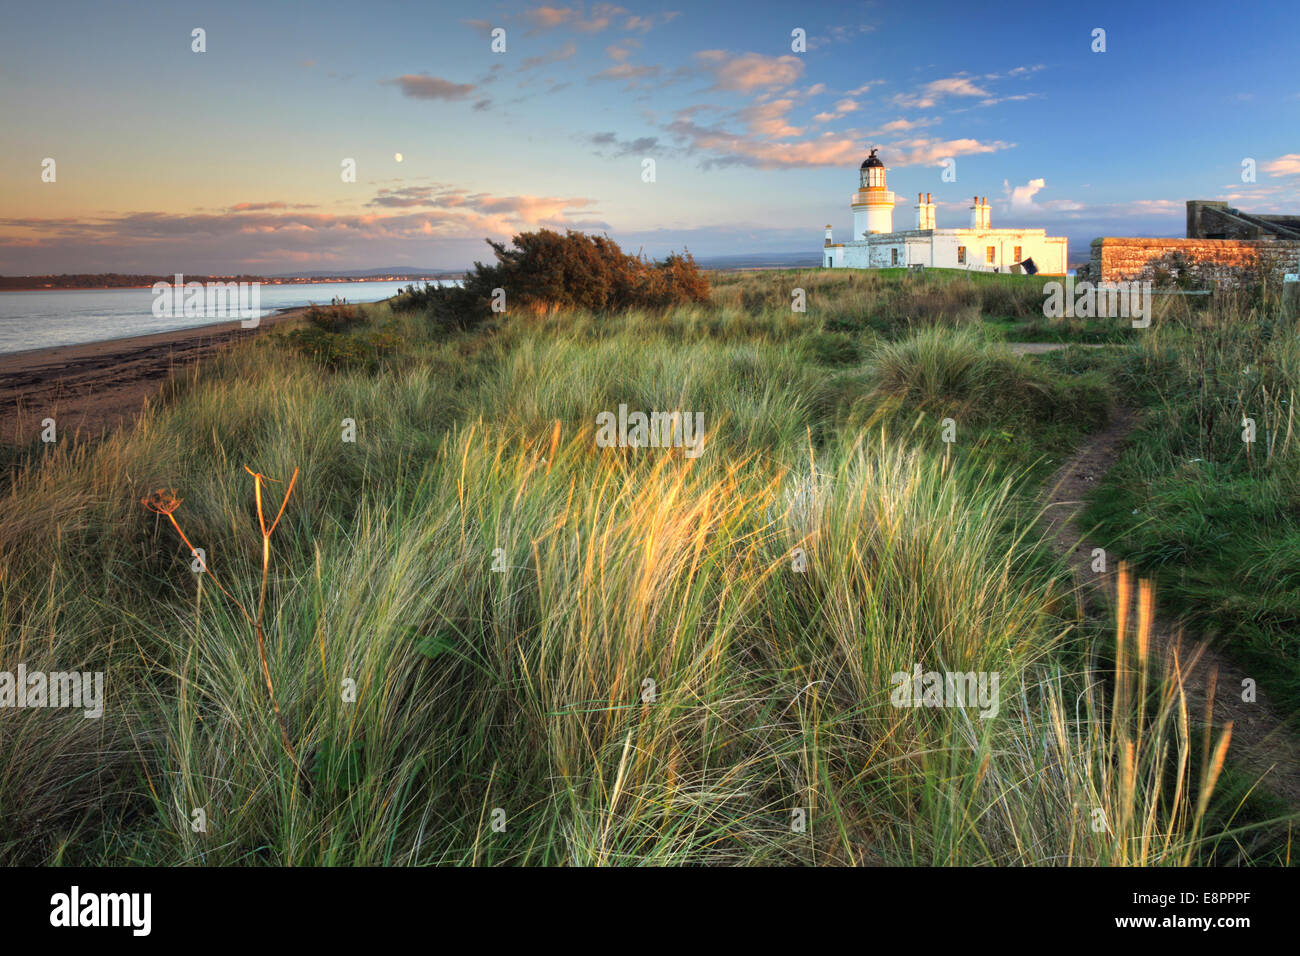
[694,252,822,270]
[0,271,460,291]
[0,273,267,290]
[266,268,461,279]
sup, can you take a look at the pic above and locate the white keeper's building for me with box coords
[822,149,1068,275]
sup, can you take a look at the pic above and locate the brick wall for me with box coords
[1088,237,1300,285]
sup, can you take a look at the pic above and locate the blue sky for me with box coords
[1,0,1297,272]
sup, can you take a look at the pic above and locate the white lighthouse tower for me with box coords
[852,148,894,238]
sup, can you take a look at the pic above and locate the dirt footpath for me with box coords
[1041,408,1300,810]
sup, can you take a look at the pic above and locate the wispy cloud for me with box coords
[526,4,668,34]
[844,82,881,96]
[525,5,578,31]
[740,98,805,138]
[589,62,661,88]
[811,98,860,123]
[885,137,1014,167]
[893,75,991,109]
[694,50,804,92]
[1263,153,1300,176]
[806,22,875,51]
[386,74,477,100]
[228,201,318,212]
[666,114,861,169]
[605,38,641,61]
[587,131,663,157]
[990,64,1045,79]
[624,11,679,32]
[461,18,496,38]
[868,117,936,134]
[976,92,1039,108]
[574,3,627,32]
[520,40,578,71]
[366,184,600,225]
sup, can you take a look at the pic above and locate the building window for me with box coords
[957,246,966,265]
[890,248,899,266]
[1013,245,1022,263]
[985,246,995,264]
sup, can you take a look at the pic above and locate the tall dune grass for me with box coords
[0,288,1242,864]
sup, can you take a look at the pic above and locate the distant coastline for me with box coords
[0,273,465,292]
[0,255,844,291]
[0,279,434,356]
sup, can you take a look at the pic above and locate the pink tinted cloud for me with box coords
[887,136,1014,166]
[1263,153,1300,176]
[590,62,660,87]
[694,50,804,92]
[739,98,804,138]
[894,75,992,109]
[0,186,605,271]
[526,6,576,29]
[527,4,642,33]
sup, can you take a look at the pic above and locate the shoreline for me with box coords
[0,307,304,363]
[0,277,463,292]
[0,307,308,445]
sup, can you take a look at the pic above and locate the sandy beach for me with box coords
[0,308,306,445]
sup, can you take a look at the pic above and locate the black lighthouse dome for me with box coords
[859,148,885,189]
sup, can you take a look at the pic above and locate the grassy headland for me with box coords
[0,256,1292,865]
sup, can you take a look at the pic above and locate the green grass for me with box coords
[0,268,1278,865]
[1081,299,1300,730]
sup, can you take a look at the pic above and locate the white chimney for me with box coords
[824,224,833,246]
[924,192,935,230]
[982,197,991,229]
[970,195,981,229]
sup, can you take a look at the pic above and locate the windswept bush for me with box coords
[397,230,709,328]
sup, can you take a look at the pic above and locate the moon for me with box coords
[394,152,403,163]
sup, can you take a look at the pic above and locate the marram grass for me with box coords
[0,288,1256,865]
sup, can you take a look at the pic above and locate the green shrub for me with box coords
[284,308,407,372]
[305,300,367,332]
[400,230,710,327]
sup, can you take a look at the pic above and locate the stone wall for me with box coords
[1187,200,1300,240]
[1088,237,1300,285]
